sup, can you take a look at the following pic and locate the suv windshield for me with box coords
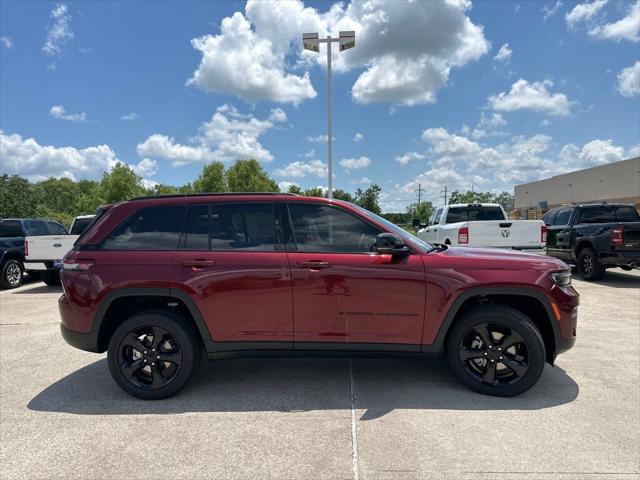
[349,203,434,253]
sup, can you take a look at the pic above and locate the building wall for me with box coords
[515,157,640,210]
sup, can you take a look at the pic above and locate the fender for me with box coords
[421,286,560,356]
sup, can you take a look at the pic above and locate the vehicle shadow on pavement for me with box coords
[583,270,640,289]
[28,356,579,420]
[12,284,62,295]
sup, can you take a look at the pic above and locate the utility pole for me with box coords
[303,31,355,199]
[415,183,423,208]
[441,186,448,206]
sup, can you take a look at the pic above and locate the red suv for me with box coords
[59,194,578,399]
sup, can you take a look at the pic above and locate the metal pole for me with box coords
[326,36,333,199]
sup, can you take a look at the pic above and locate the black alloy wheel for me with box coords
[107,310,200,399]
[577,248,605,281]
[447,306,546,396]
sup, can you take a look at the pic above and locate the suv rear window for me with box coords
[103,205,186,250]
[445,206,504,223]
[0,220,23,237]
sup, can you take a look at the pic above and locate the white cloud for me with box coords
[353,132,364,142]
[422,128,482,157]
[42,3,73,58]
[488,79,572,116]
[395,151,426,165]
[306,134,331,143]
[469,112,508,139]
[278,180,299,192]
[494,43,513,62]
[350,176,371,185]
[273,160,327,178]
[0,36,13,49]
[49,105,86,122]
[339,156,371,170]
[566,0,608,28]
[137,104,284,166]
[589,0,639,42]
[0,130,118,181]
[130,158,158,177]
[140,179,159,190]
[303,149,316,158]
[560,139,626,166]
[542,1,564,21]
[269,108,287,122]
[188,0,488,106]
[618,61,640,97]
[121,112,139,121]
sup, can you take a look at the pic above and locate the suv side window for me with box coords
[286,203,380,253]
[103,205,186,250]
[432,208,443,226]
[46,221,67,235]
[183,205,210,250]
[554,209,572,226]
[209,203,275,251]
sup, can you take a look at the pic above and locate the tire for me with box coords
[619,266,633,272]
[576,247,605,281]
[107,310,201,400]
[446,305,546,397]
[0,259,23,289]
[41,270,61,286]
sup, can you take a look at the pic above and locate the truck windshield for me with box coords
[446,206,505,223]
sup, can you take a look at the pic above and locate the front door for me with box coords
[546,208,573,260]
[171,202,293,345]
[284,203,426,347]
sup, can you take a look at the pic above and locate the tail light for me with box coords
[24,240,29,256]
[541,225,547,244]
[611,227,624,247]
[458,226,469,245]
[62,258,94,271]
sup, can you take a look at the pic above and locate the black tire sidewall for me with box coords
[107,310,199,400]
[577,248,605,281]
[42,270,61,286]
[446,306,546,397]
[1,259,23,289]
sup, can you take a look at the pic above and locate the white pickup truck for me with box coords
[24,215,94,286]
[414,203,546,250]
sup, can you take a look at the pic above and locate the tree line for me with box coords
[0,159,513,229]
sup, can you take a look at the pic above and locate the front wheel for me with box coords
[576,248,605,281]
[446,306,546,397]
[107,310,201,400]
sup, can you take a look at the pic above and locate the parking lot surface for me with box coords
[1,271,639,480]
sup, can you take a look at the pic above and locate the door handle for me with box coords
[182,259,215,268]
[297,261,331,269]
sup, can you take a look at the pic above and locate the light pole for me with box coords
[303,31,355,199]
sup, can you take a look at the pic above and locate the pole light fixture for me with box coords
[302,31,355,199]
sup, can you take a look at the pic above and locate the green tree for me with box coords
[34,178,78,215]
[286,184,303,195]
[331,189,354,202]
[226,159,278,192]
[494,191,514,212]
[449,190,495,205]
[354,184,382,214]
[0,174,38,218]
[147,184,180,195]
[74,180,104,215]
[407,201,434,223]
[100,163,145,203]
[193,162,227,193]
[178,183,195,194]
[303,187,325,197]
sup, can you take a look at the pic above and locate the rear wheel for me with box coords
[577,247,605,281]
[41,270,61,286]
[107,310,201,399]
[0,259,23,289]
[446,306,546,396]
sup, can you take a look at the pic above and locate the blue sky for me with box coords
[1,0,639,211]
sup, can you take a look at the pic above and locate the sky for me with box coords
[0,0,639,212]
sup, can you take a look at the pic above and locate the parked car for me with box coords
[0,218,68,289]
[59,194,578,399]
[24,215,95,286]
[414,203,546,250]
[543,203,640,280]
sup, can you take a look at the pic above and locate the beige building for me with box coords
[514,157,640,218]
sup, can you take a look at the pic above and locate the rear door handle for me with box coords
[297,261,331,269]
[182,259,215,268]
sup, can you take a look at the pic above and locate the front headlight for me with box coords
[550,271,572,287]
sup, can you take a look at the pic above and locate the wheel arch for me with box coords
[424,287,560,364]
[93,288,214,353]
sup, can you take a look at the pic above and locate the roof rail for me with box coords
[128,192,299,201]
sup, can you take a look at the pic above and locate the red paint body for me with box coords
[59,195,578,354]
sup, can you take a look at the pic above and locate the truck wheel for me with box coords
[107,310,201,400]
[577,248,605,281]
[41,270,61,286]
[0,259,23,289]
[446,305,546,397]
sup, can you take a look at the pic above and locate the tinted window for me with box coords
[445,206,505,223]
[209,203,275,251]
[28,221,48,235]
[286,203,380,253]
[542,210,557,226]
[579,207,615,224]
[184,205,210,250]
[432,209,443,225]
[46,221,67,235]
[69,217,93,235]
[554,209,572,226]
[0,220,23,237]
[615,206,640,222]
[103,205,186,250]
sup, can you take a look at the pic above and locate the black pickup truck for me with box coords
[543,203,640,280]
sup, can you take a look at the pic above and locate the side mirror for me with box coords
[375,233,411,256]
[412,218,425,230]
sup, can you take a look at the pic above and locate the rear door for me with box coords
[171,202,293,345]
[284,202,426,347]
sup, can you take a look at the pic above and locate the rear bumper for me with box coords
[60,323,100,353]
[24,261,48,271]
[598,250,640,267]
